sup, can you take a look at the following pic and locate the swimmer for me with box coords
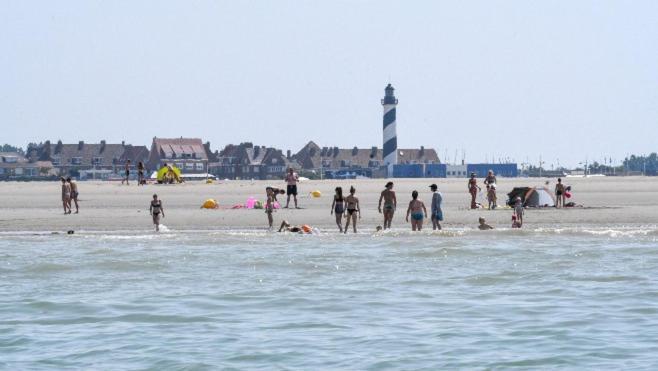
[278,220,312,234]
[375,226,383,232]
[344,186,360,234]
[331,186,345,232]
[405,190,428,231]
[149,194,164,232]
[478,217,494,230]
[378,182,396,229]
[61,177,71,214]
[67,177,79,214]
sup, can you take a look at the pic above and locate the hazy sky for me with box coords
[2,1,656,167]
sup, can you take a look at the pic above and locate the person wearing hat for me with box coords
[467,173,480,209]
[429,184,443,230]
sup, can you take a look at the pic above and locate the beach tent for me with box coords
[156,165,182,183]
[507,187,555,207]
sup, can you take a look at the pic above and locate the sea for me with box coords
[1,226,658,370]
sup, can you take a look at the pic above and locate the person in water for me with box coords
[513,196,524,226]
[344,186,360,234]
[278,220,313,234]
[468,173,480,209]
[331,186,346,232]
[149,194,164,232]
[67,177,79,214]
[555,178,566,208]
[61,177,71,214]
[478,217,494,230]
[405,190,428,231]
[429,184,443,230]
[265,187,275,230]
[378,182,397,229]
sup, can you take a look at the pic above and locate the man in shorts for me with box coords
[284,168,299,209]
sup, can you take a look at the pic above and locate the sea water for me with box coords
[1,227,658,369]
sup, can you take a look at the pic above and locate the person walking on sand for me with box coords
[61,177,71,214]
[149,194,164,232]
[122,160,131,185]
[331,186,346,232]
[514,196,524,226]
[284,168,299,209]
[67,177,79,214]
[406,190,428,231]
[137,161,145,186]
[555,178,566,208]
[429,184,443,230]
[265,187,275,230]
[468,173,480,209]
[378,182,397,229]
[344,186,360,234]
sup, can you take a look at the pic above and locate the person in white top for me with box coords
[284,168,300,209]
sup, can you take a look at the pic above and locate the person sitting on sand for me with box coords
[478,217,494,230]
[555,178,566,208]
[278,220,313,234]
[149,194,164,232]
[61,177,71,214]
[430,184,443,230]
[67,177,79,214]
[331,186,345,232]
[468,173,480,209]
[514,196,524,226]
[344,186,360,234]
[378,182,397,230]
[511,214,522,228]
[405,190,428,232]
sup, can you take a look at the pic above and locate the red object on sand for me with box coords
[565,191,572,198]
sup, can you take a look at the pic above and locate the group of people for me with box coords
[60,177,79,214]
[468,170,498,210]
[121,160,147,186]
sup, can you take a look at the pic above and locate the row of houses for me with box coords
[1,137,517,180]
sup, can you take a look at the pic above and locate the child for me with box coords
[511,214,522,228]
[487,184,497,210]
[514,196,524,226]
[478,217,494,230]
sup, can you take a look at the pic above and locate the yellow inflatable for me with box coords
[201,199,219,209]
[311,190,322,198]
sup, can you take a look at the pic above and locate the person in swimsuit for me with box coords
[484,170,497,188]
[486,184,497,210]
[344,186,360,234]
[378,182,397,230]
[278,220,313,234]
[149,194,164,232]
[513,196,524,226]
[468,173,480,209]
[555,178,566,208]
[430,184,443,230]
[67,177,79,214]
[137,161,145,186]
[478,217,494,230]
[405,190,428,231]
[266,187,286,202]
[121,160,131,185]
[331,186,346,232]
[284,168,299,209]
[61,177,71,214]
[265,187,275,230]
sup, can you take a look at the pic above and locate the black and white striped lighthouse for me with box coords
[381,84,398,175]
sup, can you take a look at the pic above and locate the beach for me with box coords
[1,177,657,233]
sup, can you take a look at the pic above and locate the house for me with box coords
[27,140,148,177]
[209,142,297,180]
[0,152,55,179]
[147,137,210,174]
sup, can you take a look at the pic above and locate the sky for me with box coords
[2,1,657,168]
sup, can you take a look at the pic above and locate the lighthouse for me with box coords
[381,83,398,175]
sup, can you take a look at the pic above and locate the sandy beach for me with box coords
[0,177,656,233]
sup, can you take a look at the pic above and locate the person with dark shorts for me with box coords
[122,160,131,185]
[284,168,299,209]
[555,178,566,208]
[344,186,360,234]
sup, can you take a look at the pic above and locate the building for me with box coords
[147,137,210,174]
[209,142,297,180]
[27,140,148,177]
[382,84,398,176]
[0,152,55,180]
[446,164,468,178]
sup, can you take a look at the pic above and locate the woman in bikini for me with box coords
[331,186,346,232]
[149,194,164,232]
[405,190,428,231]
[344,186,360,234]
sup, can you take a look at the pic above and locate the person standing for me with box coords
[149,194,164,232]
[484,170,497,187]
[405,190,428,231]
[61,177,71,214]
[122,160,131,185]
[429,184,443,230]
[331,186,346,232]
[555,178,566,208]
[468,173,480,209]
[514,196,524,226]
[67,177,79,214]
[265,187,275,230]
[137,161,145,186]
[484,170,497,209]
[284,168,299,209]
[344,186,360,234]
[378,182,397,229]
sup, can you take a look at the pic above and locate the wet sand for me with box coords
[0,177,656,232]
